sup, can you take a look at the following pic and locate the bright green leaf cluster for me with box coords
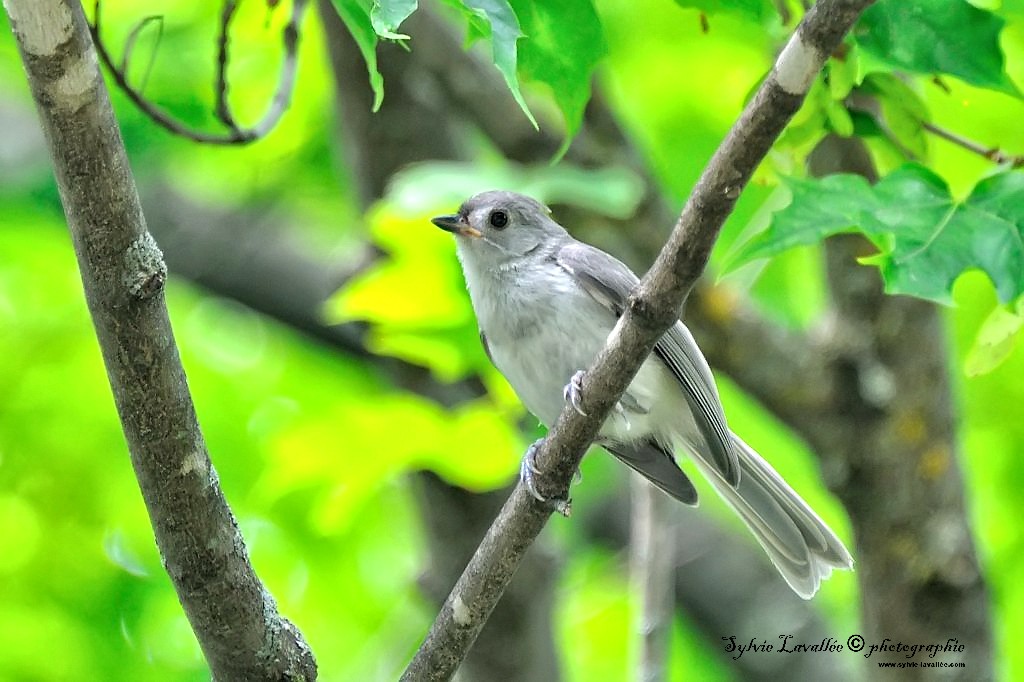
[384,160,645,219]
[730,165,1024,305]
[455,0,538,127]
[776,0,1018,189]
[330,0,1021,161]
[858,73,930,159]
[856,0,1020,97]
[328,0,608,145]
[510,0,607,154]
[324,203,484,381]
[329,0,386,110]
[370,0,417,39]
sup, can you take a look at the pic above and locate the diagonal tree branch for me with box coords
[401,1,876,678]
[3,1,316,678]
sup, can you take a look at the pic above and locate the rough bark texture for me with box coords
[809,135,992,676]
[3,1,316,679]
[400,2,875,678]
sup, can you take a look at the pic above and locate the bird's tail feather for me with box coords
[688,433,853,599]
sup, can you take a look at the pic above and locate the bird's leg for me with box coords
[565,369,635,431]
[520,440,544,501]
[519,439,572,517]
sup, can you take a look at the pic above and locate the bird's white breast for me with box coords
[458,246,690,446]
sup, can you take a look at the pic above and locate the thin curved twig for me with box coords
[214,0,241,132]
[89,0,308,144]
[923,121,1024,168]
[120,14,163,92]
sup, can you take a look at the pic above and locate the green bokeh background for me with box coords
[2,0,1023,679]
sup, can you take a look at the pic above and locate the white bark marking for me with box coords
[179,451,208,478]
[52,50,99,112]
[774,34,822,96]
[123,231,167,298]
[3,0,74,57]
[452,594,472,627]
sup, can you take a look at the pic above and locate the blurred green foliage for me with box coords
[1,0,1024,680]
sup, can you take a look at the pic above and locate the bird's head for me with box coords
[431,190,565,267]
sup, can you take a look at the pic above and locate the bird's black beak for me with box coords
[431,213,482,238]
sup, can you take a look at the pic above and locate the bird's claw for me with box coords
[563,370,587,417]
[519,439,572,517]
[520,441,544,502]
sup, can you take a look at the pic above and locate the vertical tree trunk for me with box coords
[3,1,316,678]
[811,135,992,676]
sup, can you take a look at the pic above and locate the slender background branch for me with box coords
[630,477,675,682]
[923,121,1024,167]
[3,1,316,678]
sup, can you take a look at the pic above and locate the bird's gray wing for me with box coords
[603,440,698,505]
[555,241,739,485]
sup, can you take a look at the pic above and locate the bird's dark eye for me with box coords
[489,210,509,229]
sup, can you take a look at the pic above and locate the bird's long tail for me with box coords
[689,433,853,599]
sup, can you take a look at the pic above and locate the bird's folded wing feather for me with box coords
[603,440,698,505]
[555,241,739,485]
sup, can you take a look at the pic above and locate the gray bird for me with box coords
[432,190,853,598]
